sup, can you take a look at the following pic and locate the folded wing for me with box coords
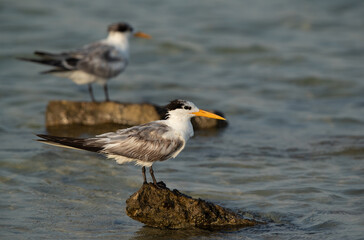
[76,43,127,79]
[36,122,185,164]
[86,122,185,163]
[19,42,127,78]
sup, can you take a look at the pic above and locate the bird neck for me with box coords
[165,115,194,141]
[106,32,130,53]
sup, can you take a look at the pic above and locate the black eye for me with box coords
[184,106,191,110]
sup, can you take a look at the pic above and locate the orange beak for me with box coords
[133,31,152,39]
[191,109,226,120]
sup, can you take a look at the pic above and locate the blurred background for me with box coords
[1,0,363,239]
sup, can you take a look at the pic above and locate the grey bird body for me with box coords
[28,42,128,85]
[37,121,185,168]
[36,100,226,186]
[19,22,150,101]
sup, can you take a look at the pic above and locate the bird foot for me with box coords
[150,181,167,189]
[142,181,166,189]
[157,181,167,188]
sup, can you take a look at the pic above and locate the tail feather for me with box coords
[34,51,67,59]
[18,51,79,72]
[36,134,102,153]
[17,57,64,68]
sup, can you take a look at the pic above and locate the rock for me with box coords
[126,183,262,230]
[45,100,228,129]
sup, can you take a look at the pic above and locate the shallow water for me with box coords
[1,0,364,239]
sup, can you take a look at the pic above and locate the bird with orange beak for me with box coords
[36,99,226,187]
[19,22,151,102]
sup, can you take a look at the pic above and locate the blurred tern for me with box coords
[36,99,226,187]
[19,22,151,102]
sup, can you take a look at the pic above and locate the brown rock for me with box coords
[45,100,228,129]
[126,183,262,230]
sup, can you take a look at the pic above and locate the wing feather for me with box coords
[76,43,127,79]
[20,42,127,79]
[85,122,185,163]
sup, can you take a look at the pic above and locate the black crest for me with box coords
[158,99,190,120]
[165,99,187,111]
[108,22,133,33]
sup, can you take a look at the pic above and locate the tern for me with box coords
[36,99,226,186]
[19,22,151,102]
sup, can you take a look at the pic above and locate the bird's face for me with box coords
[108,22,133,34]
[164,100,226,120]
[107,22,151,39]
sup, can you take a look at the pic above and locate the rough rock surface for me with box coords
[126,183,262,230]
[45,100,228,129]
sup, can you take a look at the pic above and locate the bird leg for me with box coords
[149,166,157,186]
[88,84,96,102]
[103,84,110,102]
[148,166,167,188]
[142,166,147,184]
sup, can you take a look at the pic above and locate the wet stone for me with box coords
[45,100,228,129]
[126,183,262,230]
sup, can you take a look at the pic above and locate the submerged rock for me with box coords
[126,183,262,230]
[45,100,228,129]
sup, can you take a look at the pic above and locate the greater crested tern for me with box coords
[19,22,151,102]
[36,99,226,186]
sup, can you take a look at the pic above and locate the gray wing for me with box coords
[75,42,128,79]
[23,42,127,78]
[85,122,185,163]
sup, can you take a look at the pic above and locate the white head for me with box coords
[106,22,151,44]
[162,99,226,121]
